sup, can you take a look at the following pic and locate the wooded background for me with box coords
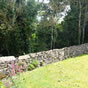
[0,0,88,56]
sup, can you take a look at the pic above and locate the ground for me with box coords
[13,54,88,88]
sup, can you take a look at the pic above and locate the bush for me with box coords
[28,64,35,71]
[31,60,39,67]
[40,61,44,66]
[28,60,39,71]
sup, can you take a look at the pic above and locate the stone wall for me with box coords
[0,43,88,75]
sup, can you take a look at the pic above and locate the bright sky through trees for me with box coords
[35,0,49,3]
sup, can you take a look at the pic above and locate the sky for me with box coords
[35,0,49,3]
[58,5,70,23]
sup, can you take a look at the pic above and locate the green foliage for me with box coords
[31,60,39,67]
[0,0,40,56]
[0,0,88,56]
[40,61,44,66]
[28,64,35,71]
[28,60,39,71]
[35,24,52,52]
[0,81,5,88]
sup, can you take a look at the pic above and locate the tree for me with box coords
[0,0,40,56]
[82,0,88,43]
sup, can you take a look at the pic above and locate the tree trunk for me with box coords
[51,26,54,49]
[78,0,82,45]
[12,0,16,26]
[82,1,87,44]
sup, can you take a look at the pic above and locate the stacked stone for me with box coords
[0,43,88,75]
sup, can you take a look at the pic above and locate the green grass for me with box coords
[13,54,88,88]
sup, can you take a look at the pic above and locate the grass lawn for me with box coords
[13,55,88,88]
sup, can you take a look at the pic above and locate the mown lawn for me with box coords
[13,55,88,88]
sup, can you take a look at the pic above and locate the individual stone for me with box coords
[18,55,30,60]
[0,56,16,63]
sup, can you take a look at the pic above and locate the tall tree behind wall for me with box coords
[60,0,88,46]
[35,0,68,51]
[0,0,40,56]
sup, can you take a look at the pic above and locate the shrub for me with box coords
[31,60,39,67]
[10,60,23,77]
[28,64,35,71]
[28,60,39,71]
[40,61,44,66]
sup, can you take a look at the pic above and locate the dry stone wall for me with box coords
[0,43,88,75]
